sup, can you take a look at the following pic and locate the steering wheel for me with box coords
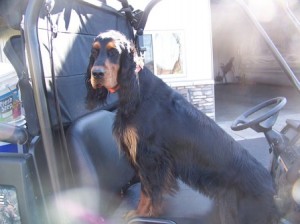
[231,97,287,131]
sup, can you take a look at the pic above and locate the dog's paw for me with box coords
[123,210,138,220]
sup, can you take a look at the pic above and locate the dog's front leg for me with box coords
[125,144,177,219]
[136,186,154,216]
[217,189,239,224]
[125,184,159,219]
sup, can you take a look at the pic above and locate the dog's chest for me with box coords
[113,117,139,164]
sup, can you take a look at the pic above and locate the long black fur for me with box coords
[86,30,278,223]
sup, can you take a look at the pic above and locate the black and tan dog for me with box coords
[85,30,278,223]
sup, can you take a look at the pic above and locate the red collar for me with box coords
[108,84,120,93]
[135,66,142,73]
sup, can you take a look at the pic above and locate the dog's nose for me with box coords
[91,67,105,79]
[92,71,104,79]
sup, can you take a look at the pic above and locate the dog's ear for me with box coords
[117,43,140,115]
[85,54,108,110]
[118,43,137,81]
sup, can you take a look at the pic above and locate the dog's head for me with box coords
[85,30,139,110]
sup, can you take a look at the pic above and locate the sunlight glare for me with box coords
[292,179,300,205]
[248,0,277,22]
[48,188,105,223]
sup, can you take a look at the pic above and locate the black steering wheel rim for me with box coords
[231,97,287,131]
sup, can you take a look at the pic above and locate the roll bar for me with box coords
[281,0,300,32]
[118,0,162,54]
[118,0,162,34]
[24,0,62,196]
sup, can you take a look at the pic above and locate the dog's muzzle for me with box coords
[90,67,105,89]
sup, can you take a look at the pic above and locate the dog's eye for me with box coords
[107,48,118,57]
[91,48,99,58]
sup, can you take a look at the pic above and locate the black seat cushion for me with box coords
[66,110,136,216]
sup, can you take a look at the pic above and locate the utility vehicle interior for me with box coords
[0,0,300,224]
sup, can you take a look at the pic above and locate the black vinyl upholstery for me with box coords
[66,109,136,215]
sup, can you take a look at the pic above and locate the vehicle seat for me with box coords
[66,109,136,217]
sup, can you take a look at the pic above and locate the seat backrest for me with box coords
[24,0,134,133]
[66,109,135,194]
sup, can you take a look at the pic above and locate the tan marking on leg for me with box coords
[122,126,139,164]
